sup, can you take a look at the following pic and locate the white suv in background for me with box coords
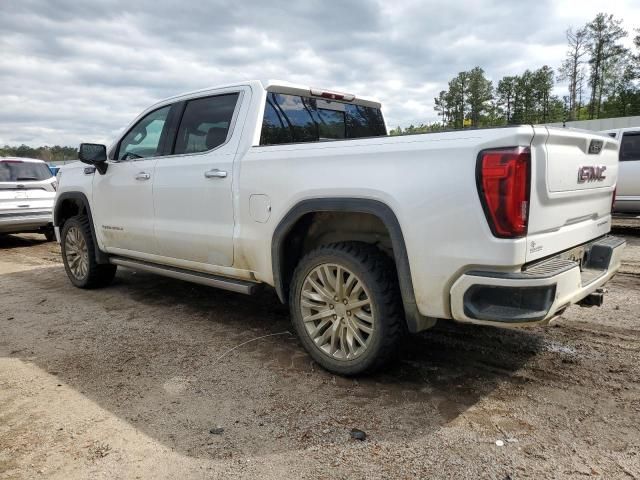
[0,157,57,241]
[602,127,640,214]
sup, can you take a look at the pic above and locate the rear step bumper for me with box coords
[450,235,626,326]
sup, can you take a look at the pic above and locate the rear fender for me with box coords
[271,198,435,333]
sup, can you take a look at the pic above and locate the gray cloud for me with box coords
[0,0,638,146]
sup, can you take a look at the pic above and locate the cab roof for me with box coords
[155,79,382,109]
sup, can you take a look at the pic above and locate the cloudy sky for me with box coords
[1,0,638,147]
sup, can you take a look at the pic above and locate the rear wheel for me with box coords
[61,216,116,288]
[289,242,404,375]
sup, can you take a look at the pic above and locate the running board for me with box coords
[109,256,258,295]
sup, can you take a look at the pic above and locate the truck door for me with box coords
[152,88,247,267]
[92,105,173,255]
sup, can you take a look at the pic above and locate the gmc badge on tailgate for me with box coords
[577,165,607,183]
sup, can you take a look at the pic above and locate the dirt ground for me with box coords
[1,221,639,480]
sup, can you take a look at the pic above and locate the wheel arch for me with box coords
[271,198,431,333]
[55,192,109,264]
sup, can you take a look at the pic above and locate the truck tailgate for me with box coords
[526,126,618,262]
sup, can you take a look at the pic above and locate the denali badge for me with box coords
[577,165,606,183]
[529,241,543,254]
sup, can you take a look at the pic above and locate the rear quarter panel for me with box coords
[236,126,536,319]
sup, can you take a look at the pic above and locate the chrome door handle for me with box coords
[135,172,151,180]
[204,169,227,179]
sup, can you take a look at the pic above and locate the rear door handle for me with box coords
[204,169,227,179]
[135,172,151,180]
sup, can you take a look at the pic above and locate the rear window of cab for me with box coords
[260,93,386,145]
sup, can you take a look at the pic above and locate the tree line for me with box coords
[391,13,639,135]
[0,144,78,162]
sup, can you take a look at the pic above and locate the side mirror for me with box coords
[78,143,108,174]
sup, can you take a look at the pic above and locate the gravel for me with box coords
[0,222,639,479]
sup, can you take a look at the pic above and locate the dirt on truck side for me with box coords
[0,222,639,479]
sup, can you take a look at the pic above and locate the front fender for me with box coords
[54,192,109,264]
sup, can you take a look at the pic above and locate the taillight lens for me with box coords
[476,147,531,238]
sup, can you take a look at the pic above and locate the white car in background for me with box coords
[602,127,640,214]
[0,157,57,241]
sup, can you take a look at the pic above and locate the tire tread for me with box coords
[61,215,116,289]
[289,241,404,375]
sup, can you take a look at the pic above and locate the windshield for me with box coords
[0,160,53,182]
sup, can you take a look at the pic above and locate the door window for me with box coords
[118,106,171,160]
[620,132,640,161]
[173,93,239,155]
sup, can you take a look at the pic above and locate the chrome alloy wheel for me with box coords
[300,263,375,360]
[64,226,89,280]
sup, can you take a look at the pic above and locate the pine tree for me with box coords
[558,27,589,120]
[465,67,493,127]
[496,76,518,124]
[585,13,627,119]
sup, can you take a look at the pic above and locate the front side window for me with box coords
[620,132,640,162]
[174,93,239,155]
[118,106,171,160]
[259,92,386,145]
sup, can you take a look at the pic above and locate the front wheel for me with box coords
[289,242,404,375]
[61,215,117,288]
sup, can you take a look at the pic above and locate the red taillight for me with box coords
[476,147,531,238]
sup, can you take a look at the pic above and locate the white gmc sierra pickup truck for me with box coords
[54,80,625,375]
